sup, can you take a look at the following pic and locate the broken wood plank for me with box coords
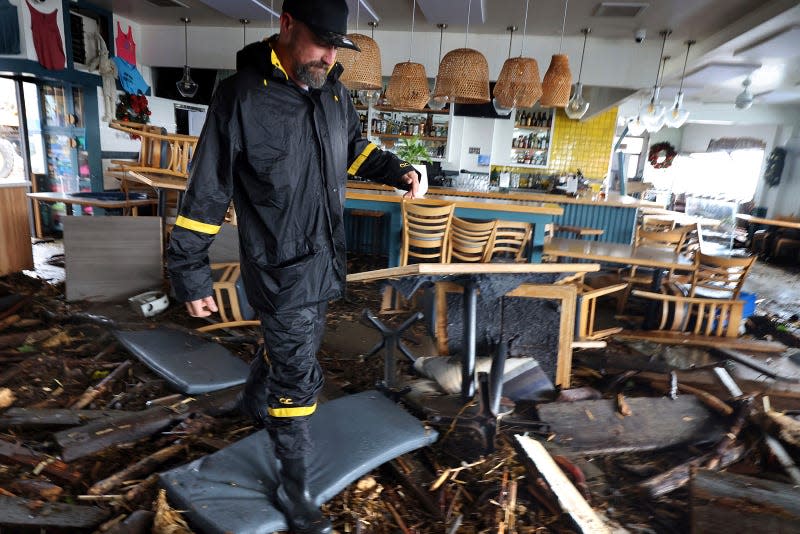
[54,406,183,462]
[690,469,800,534]
[0,495,109,529]
[6,479,63,502]
[645,380,734,416]
[88,442,185,495]
[537,395,726,455]
[514,435,611,534]
[0,407,129,428]
[613,330,787,352]
[70,359,133,409]
[0,439,82,485]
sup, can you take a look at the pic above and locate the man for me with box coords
[166,1,419,532]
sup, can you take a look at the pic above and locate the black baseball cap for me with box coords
[282,0,361,51]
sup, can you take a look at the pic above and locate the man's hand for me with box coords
[185,296,219,318]
[401,169,420,199]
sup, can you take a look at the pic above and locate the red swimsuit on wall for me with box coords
[27,1,65,70]
[115,21,136,66]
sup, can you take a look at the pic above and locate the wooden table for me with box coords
[27,192,158,216]
[348,262,600,395]
[736,213,800,230]
[126,171,188,217]
[346,188,563,266]
[544,237,695,272]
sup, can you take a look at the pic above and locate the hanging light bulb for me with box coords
[428,23,449,110]
[627,115,646,136]
[540,0,573,107]
[639,30,671,131]
[176,17,198,98]
[735,76,754,110]
[386,0,430,109]
[356,21,382,106]
[565,28,591,119]
[664,40,694,128]
[239,18,249,47]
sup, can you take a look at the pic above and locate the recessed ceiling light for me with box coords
[734,26,800,59]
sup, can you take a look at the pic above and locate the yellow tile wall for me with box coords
[501,106,618,181]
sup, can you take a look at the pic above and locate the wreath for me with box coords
[648,141,677,169]
[115,92,151,125]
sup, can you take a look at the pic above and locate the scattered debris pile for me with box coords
[1,264,800,533]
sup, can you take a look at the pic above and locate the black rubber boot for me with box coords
[235,347,269,428]
[275,457,332,534]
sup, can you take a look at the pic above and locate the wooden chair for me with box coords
[400,200,455,266]
[488,221,532,262]
[564,274,627,342]
[682,252,756,300]
[641,215,676,232]
[616,227,688,313]
[447,217,496,263]
[632,290,744,338]
[198,262,260,332]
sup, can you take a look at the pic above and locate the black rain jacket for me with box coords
[167,38,414,313]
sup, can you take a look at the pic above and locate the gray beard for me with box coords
[295,61,328,89]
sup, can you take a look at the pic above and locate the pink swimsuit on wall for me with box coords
[27,1,65,70]
[115,21,136,66]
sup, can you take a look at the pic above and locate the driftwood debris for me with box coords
[514,435,611,534]
[6,479,63,502]
[690,469,800,534]
[0,439,82,485]
[639,444,746,499]
[0,495,110,529]
[88,442,186,496]
[0,407,128,428]
[70,359,133,409]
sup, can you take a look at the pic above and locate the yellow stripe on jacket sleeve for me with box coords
[347,143,378,176]
[174,215,222,235]
[268,403,317,418]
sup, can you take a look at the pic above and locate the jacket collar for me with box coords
[236,36,344,89]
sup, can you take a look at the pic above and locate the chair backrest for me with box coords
[400,200,455,266]
[677,223,703,258]
[488,220,532,262]
[688,252,756,299]
[448,217,496,262]
[641,216,676,232]
[634,227,687,251]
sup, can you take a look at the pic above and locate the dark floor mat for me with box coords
[160,390,438,534]
[113,328,249,394]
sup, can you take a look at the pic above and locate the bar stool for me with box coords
[348,209,386,256]
[552,224,604,241]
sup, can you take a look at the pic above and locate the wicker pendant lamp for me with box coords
[385,0,429,109]
[540,0,573,108]
[338,1,382,92]
[432,0,490,104]
[493,0,542,111]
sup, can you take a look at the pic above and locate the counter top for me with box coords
[0,180,30,189]
[347,181,658,208]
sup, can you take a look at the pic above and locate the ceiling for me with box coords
[98,0,800,108]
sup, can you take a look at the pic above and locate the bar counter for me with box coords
[345,185,563,266]
[347,181,656,245]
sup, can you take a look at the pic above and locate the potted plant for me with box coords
[394,136,430,196]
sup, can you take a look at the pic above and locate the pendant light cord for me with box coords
[576,28,588,82]
[520,0,530,56]
[653,30,669,89]
[678,40,694,93]
[438,24,444,62]
[409,0,416,60]
[507,27,514,58]
[464,0,472,48]
[270,0,274,35]
[558,0,569,53]
[355,0,360,33]
[183,20,189,65]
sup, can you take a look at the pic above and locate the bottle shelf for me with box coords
[510,147,546,152]
[369,132,447,141]
[513,125,550,131]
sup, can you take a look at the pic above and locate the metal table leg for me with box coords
[461,279,478,401]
